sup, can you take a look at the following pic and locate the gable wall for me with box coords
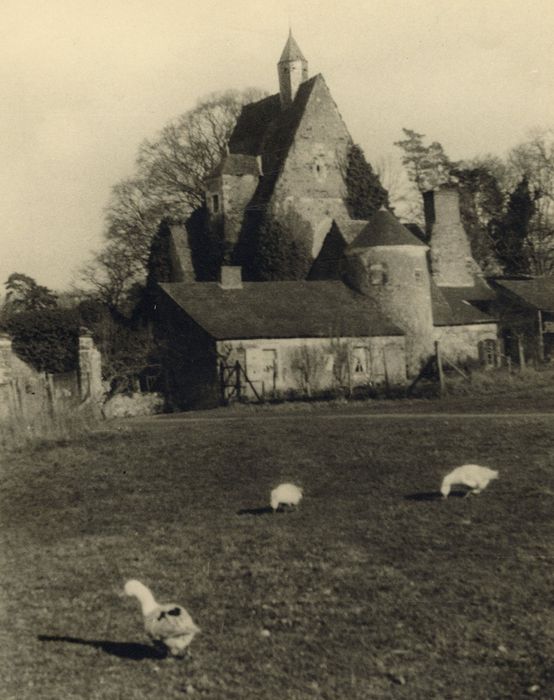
[271,78,352,257]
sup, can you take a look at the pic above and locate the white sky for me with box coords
[1,0,553,291]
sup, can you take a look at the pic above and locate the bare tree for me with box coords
[80,88,267,310]
[291,345,327,397]
[508,129,554,274]
[374,154,423,223]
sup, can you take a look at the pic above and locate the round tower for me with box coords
[343,210,435,376]
[278,30,308,108]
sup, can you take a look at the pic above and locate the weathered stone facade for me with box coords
[0,330,103,422]
[433,324,499,365]
[160,33,505,406]
[426,188,477,287]
[205,155,260,247]
[345,244,435,375]
[270,76,352,257]
[218,335,407,399]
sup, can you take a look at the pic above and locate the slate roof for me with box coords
[207,154,260,178]
[492,278,554,313]
[431,280,498,326]
[160,281,404,340]
[334,219,367,244]
[348,210,427,251]
[279,31,307,63]
[227,75,321,211]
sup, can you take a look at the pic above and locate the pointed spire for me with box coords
[279,29,307,64]
[277,30,308,108]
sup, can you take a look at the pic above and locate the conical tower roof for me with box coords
[349,209,427,250]
[279,30,307,63]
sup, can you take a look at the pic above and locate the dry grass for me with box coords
[0,402,103,451]
[0,402,553,699]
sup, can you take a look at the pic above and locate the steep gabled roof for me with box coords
[348,210,427,251]
[334,219,367,245]
[491,277,554,312]
[207,153,260,179]
[228,93,282,156]
[159,280,403,340]
[227,75,324,213]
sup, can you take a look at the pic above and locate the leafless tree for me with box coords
[291,345,327,397]
[80,88,267,309]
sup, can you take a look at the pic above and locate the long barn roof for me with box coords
[160,280,404,340]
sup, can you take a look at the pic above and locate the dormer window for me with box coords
[369,263,387,285]
[212,194,220,214]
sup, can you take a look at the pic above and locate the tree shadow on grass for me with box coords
[236,506,274,516]
[37,634,166,660]
[404,490,467,501]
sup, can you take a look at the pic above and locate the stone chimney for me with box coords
[425,187,476,287]
[219,266,243,289]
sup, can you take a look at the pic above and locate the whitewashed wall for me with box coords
[217,335,407,399]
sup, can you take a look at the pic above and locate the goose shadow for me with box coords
[236,506,274,516]
[404,490,467,501]
[37,634,166,660]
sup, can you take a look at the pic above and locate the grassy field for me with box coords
[1,402,553,699]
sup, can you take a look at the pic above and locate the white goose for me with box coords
[271,483,303,511]
[440,464,499,498]
[124,579,200,657]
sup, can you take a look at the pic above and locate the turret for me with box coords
[343,209,435,375]
[278,30,308,108]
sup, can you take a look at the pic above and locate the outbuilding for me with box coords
[157,267,407,408]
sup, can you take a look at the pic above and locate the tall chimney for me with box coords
[219,266,243,289]
[425,187,476,287]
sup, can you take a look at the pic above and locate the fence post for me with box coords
[537,310,545,363]
[517,335,526,369]
[219,361,226,404]
[234,361,241,400]
[435,341,445,395]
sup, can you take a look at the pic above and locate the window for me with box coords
[478,339,497,368]
[352,347,368,375]
[369,263,387,285]
[313,157,327,182]
[212,194,220,214]
[414,268,423,284]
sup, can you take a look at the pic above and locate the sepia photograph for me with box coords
[1,1,553,697]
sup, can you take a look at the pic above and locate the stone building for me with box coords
[204,30,354,260]
[158,268,406,408]
[160,32,504,406]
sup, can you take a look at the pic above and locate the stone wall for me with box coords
[433,323,499,365]
[217,334,407,400]
[426,188,476,287]
[0,331,103,423]
[271,76,352,258]
[78,331,104,401]
[344,245,435,376]
[205,172,259,247]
